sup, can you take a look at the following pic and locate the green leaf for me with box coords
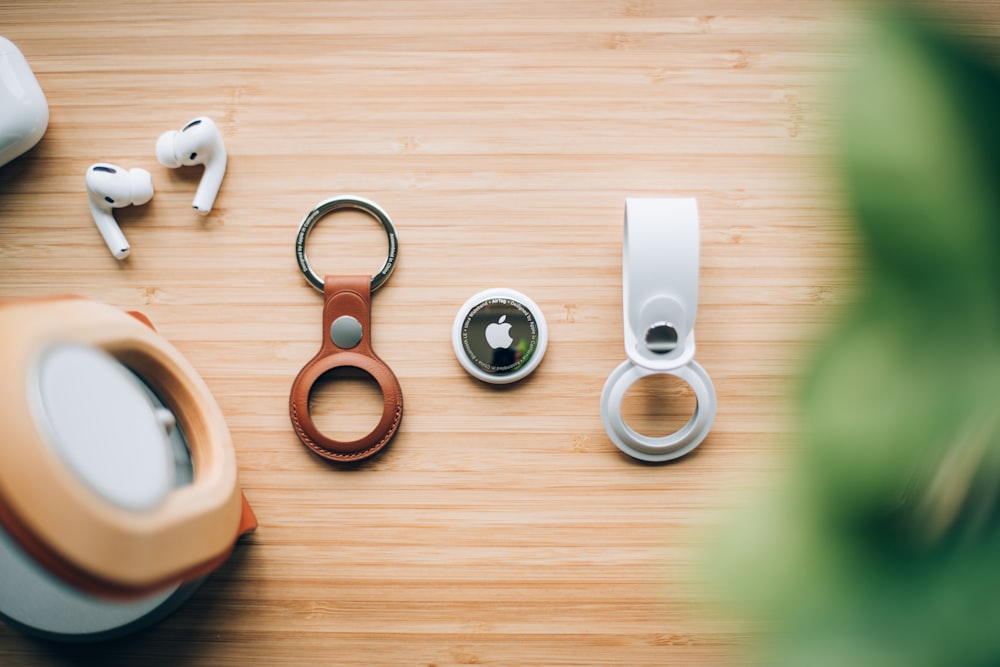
[712,10,1000,666]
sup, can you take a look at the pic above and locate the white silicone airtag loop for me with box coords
[601,197,716,462]
[624,198,700,371]
[600,359,716,462]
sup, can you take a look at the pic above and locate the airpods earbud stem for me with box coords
[192,148,227,215]
[88,198,131,259]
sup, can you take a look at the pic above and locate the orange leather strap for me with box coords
[289,275,403,463]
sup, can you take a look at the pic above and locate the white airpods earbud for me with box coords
[85,163,154,260]
[155,116,227,215]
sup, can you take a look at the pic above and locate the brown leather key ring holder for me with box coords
[289,197,402,463]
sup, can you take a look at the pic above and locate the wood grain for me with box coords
[2,1,996,665]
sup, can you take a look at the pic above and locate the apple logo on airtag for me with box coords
[485,315,514,349]
[452,288,549,384]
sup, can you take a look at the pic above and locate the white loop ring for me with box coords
[600,359,717,463]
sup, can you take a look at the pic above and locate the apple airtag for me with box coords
[452,288,548,384]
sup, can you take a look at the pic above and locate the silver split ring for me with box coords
[295,196,399,293]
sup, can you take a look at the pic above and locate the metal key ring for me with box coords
[295,196,399,292]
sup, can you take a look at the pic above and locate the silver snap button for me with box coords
[330,316,363,349]
[644,322,678,354]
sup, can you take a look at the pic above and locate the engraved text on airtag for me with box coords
[460,298,539,376]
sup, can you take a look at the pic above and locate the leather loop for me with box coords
[289,275,403,462]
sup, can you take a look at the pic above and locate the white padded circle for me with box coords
[32,344,175,512]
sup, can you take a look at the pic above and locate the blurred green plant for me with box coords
[712,8,1000,667]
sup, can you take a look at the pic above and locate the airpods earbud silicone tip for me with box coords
[155,131,181,168]
[129,168,154,205]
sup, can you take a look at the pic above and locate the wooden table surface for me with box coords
[1,2,994,665]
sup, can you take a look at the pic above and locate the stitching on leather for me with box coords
[290,399,402,462]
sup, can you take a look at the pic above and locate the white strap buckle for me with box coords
[600,198,717,462]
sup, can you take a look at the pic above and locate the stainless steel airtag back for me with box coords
[452,288,548,384]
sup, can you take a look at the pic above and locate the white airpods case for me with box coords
[0,36,49,168]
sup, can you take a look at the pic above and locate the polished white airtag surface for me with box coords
[32,344,175,512]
